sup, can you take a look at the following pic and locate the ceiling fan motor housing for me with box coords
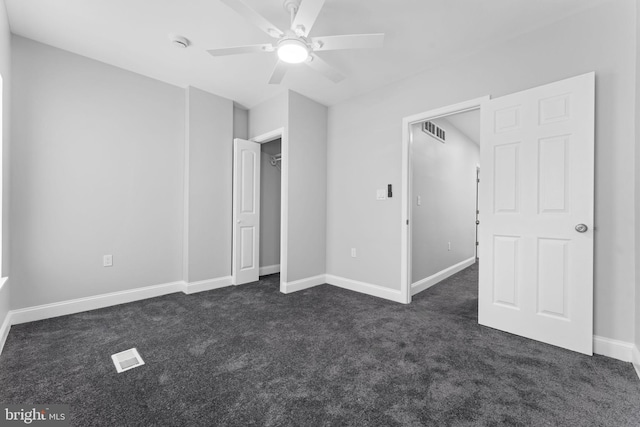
[277,37,310,63]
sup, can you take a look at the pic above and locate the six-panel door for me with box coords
[479,73,595,355]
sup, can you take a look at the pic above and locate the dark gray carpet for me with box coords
[1,264,639,426]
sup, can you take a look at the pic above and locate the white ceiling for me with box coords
[442,110,480,146]
[5,0,609,109]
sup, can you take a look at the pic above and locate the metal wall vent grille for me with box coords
[422,121,446,143]
[111,348,145,373]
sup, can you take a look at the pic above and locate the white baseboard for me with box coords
[281,274,326,294]
[10,281,185,325]
[183,276,232,295]
[326,274,406,304]
[0,312,11,355]
[412,257,476,296]
[8,275,237,326]
[632,345,640,380]
[0,275,234,353]
[259,265,280,276]
[593,335,634,362]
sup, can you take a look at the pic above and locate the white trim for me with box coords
[0,311,11,355]
[251,128,283,145]
[183,276,233,295]
[401,96,490,304]
[281,274,325,294]
[326,275,405,304]
[592,335,634,362]
[183,88,191,283]
[411,257,476,296]
[632,345,640,380]
[280,128,289,285]
[259,264,280,276]
[0,276,7,291]
[9,281,185,325]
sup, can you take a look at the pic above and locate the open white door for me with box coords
[232,138,261,285]
[479,73,595,355]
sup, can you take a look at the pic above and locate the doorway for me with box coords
[409,109,481,297]
[259,138,282,276]
[400,96,488,304]
[232,128,288,287]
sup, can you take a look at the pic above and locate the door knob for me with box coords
[237,220,242,224]
[575,224,588,233]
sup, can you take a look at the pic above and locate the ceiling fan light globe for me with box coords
[277,40,309,64]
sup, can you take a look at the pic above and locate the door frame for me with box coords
[239,127,288,286]
[475,165,480,260]
[400,96,489,303]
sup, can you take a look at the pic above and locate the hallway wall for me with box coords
[411,118,479,284]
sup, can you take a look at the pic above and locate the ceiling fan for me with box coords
[209,0,385,84]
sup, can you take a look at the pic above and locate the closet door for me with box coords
[232,138,261,285]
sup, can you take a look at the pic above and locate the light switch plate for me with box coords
[376,189,387,200]
[103,254,113,267]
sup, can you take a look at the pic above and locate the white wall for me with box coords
[411,117,479,283]
[287,92,327,282]
[10,36,185,308]
[0,0,10,325]
[184,87,233,283]
[260,139,281,269]
[327,0,637,342]
[248,93,287,140]
[233,106,248,140]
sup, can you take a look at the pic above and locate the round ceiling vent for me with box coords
[169,35,190,49]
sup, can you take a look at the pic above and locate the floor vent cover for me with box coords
[111,348,145,373]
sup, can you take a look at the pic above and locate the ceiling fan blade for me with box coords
[291,0,325,36]
[207,44,274,57]
[220,0,284,38]
[306,54,345,83]
[269,61,289,85]
[313,33,385,51]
